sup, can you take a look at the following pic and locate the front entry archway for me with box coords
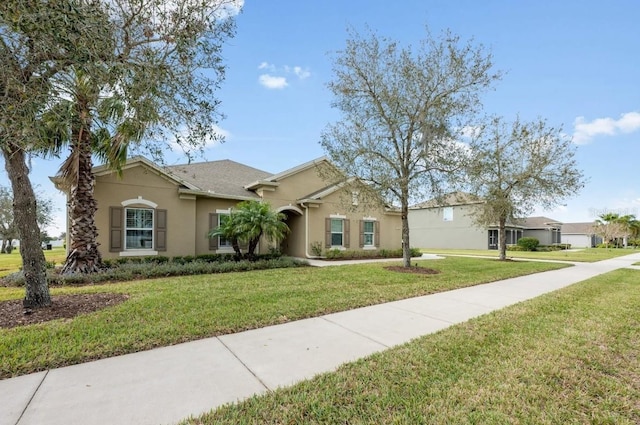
[277,206,304,257]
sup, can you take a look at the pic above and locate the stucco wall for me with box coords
[408,204,487,249]
[523,229,557,246]
[95,165,196,259]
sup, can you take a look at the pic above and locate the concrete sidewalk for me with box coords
[3,253,640,425]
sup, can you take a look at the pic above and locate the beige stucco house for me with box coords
[408,193,562,249]
[55,156,402,260]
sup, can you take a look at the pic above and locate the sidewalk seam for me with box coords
[320,316,391,349]
[14,370,48,425]
[216,337,272,392]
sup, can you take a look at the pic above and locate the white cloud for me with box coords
[257,62,310,89]
[258,62,275,71]
[572,111,640,144]
[293,66,311,80]
[258,74,288,89]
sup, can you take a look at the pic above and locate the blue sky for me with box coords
[5,0,639,235]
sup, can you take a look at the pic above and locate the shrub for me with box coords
[310,241,323,257]
[517,237,539,251]
[0,257,309,287]
[323,247,421,261]
[506,244,523,251]
[325,249,344,259]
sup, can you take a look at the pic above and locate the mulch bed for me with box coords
[384,265,440,275]
[0,293,129,329]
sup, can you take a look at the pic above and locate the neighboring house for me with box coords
[561,222,601,248]
[52,156,402,259]
[408,193,562,249]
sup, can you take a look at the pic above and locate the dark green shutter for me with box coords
[359,220,364,248]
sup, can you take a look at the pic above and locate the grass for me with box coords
[0,257,568,378]
[0,247,67,277]
[422,247,636,262]
[186,269,640,425]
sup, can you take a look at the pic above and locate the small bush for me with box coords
[325,249,344,259]
[506,244,524,251]
[310,241,323,257]
[517,237,539,251]
[323,247,421,261]
[0,257,309,287]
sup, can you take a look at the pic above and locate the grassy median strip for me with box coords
[187,269,640,425]
[422,247,635,262]
[0,257,567,378]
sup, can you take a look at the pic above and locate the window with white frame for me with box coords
[363,220,375,246]
[125,208,154,249]
[331,218,344,246]
[218,213,233,248]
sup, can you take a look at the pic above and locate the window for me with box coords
[331,218,343,246]
[110,203,166,254]
[125,208,154,249]
[218,213,233,248]
[443,207,453,221]
[363,221,375,246]
[325,216,350,249]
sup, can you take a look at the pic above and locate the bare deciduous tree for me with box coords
[321,27,501,267]
[466,116,586,260]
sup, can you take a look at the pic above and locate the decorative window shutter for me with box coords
[109,207,123,252]
[359,220,364,248]
[325,217,331,248]
[374,221,380,247]
[344,219,350,248]
[155,209,167,251]
[209,213,218,250]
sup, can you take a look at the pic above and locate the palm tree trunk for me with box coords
[3,146,50,307]
[61,100,102,274]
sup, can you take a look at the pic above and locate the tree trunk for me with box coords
[498,216,507,261]
[3,147,51,308]
[401,193,411,268]
[61,100,102,274]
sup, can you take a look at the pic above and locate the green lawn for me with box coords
[422,247,636,262]
[0,257,568,378]
[186,269,640,425]
[0,247,67,277]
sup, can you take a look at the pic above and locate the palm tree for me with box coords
[42,70,143,274]
[207,213,242,257]
[232,201,289,258]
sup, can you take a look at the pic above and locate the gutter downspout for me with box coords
[300,202,321,259]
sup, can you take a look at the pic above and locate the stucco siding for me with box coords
[95,165,196,259]
[408,205,487,249]
[523,229,554,245]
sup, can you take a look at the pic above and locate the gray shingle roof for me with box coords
[519,216,562,228]
[562,222,597,234]
[166,160,272,198]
